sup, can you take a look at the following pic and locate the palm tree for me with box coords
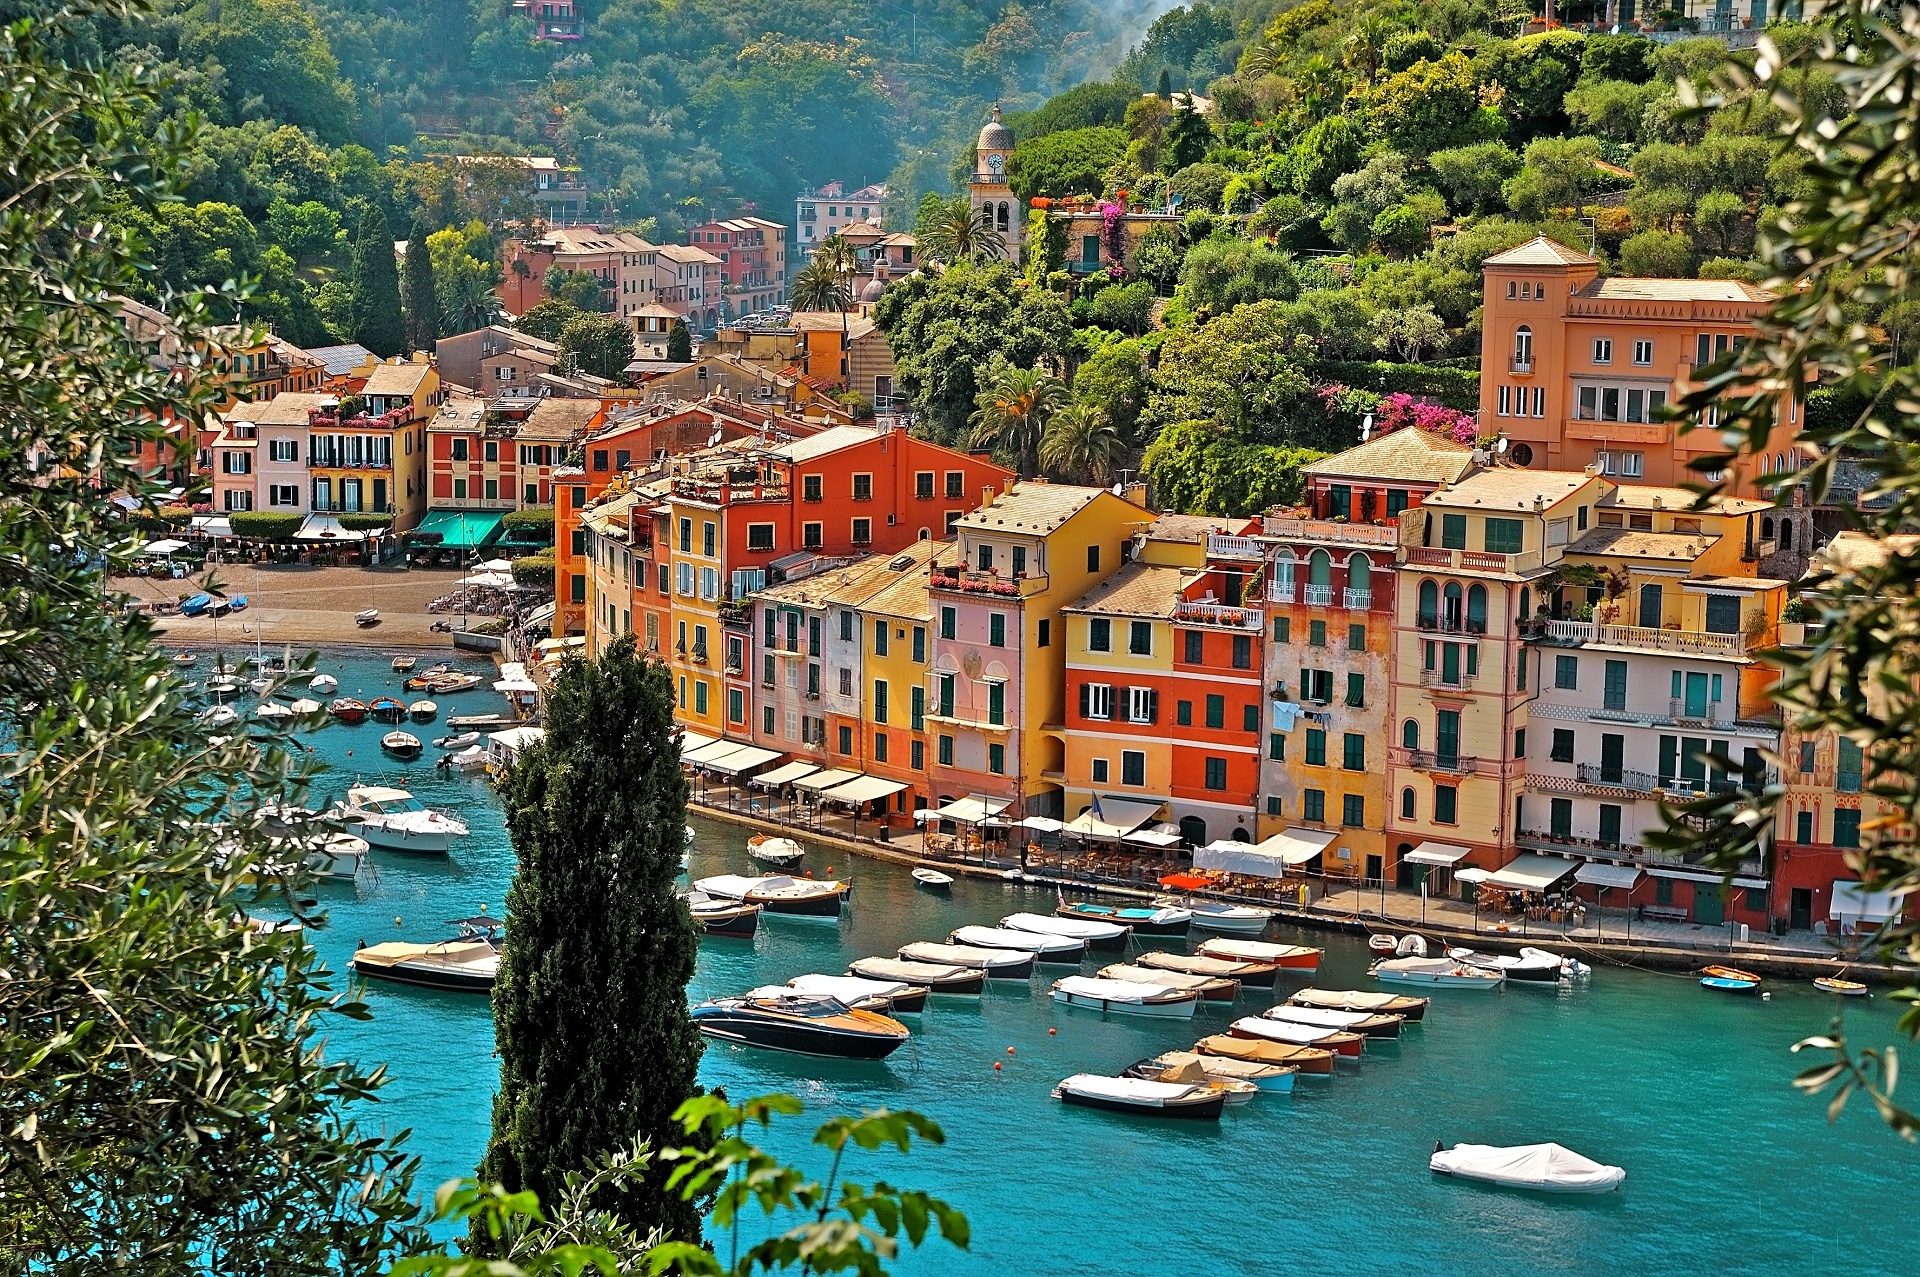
[1039,403,1129,485]
[917,197,1007,265]
[1343,16,1391,85]
[969,364,1067,478]
[810,234,859,374]
[790,258,853,385]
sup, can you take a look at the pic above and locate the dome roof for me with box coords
[977,104,1014,153]
[859,274,887,303]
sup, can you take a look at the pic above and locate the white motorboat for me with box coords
[1447,945,1589,983]
[248,676,273,695]
[1001,911,1130,952]
[408,700,438,722]
[1187,902,1274,935]
[949,924,1084,964]
[304,832,370,880]
[684,825,696,846]
[309,673,338,694]
[1227,1015,1365,1058]
[204,674,242,698]
[748,834,805,866]
[380,731,423,759]
[896,941,1034,979]
[202,704,238,729]
[1051,975,1199,1019]
[435,731,481,749]
[351,933,497,992]
[1052,1073,1224,1120]
[1265,1003,1405,1038]
[437,744,489,773]
[786,973,927,1014]
[289,698,323,716]
[333,785,468,854]
[693,873,849,918]
[254,701,293,721]
[173,651,198,667]
[392,656,416,672]
[1430,1142,1626,1194]
[1371,956,1505,988]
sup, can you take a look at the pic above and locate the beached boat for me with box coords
[848,956,985,995]
[380,731,422,759]
[912,867,954,891]
[1137,950,1280,988]
[694,873,849,918]
[309,673,338,694]
[787,973,927,1014]
[1195,1033,1336,1076]
[1099,963,1238,1002]
[1136,1050,1295,1093]
[333,785,468,854]
[896,941,1033,979]
[391,656,416,672]
[1197,938,1324,972]
[1265,1004,1404,1039]
[683,889,760,938]
[1227,1015,1365,1058]
[435,731,481,749]
[368,697,406,723]
[1001,911,1130,952]
[351,929,499,993]
[1121,1056,1257,1104]
[354,609,379,627]
[1371,956,1505,989]
[1186,902,1274,936]
[691,990,908,1060]
[1058,901,1191,936]
[1814,977,1870,997]
[1052,1072,1224,1120]
[177,593,212,617]
[408,699,438,722]
[1701,975,1760,994]
[1052,975,1200,1019]
[437,745,489,773]
[1702,964,1762,984]
[1288,988,1430,1021]
[747,834,805,866]
[949,924,1084,964]
[1430,1143,1626,1194]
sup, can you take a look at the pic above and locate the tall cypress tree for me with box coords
[402,215,438,352]
[351,205,406,357]
[480,636,704,1244]
[666,318,691,362]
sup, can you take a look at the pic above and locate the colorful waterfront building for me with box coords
[927,481,1153,820]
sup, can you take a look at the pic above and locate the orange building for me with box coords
[1479,236,1799,499]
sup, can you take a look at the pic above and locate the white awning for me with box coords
[706,744,782,775]
[1123,828,1184,848]
[1455,867,1495,884]
[819,775,907,805]
[494,678,539,693]
[190,515,233,537]
[1487,853,1577,891]
[142,538,188,555]
[1404,841,1473,867]
[460,571,516,588]
[1019,815,1066,833]
[917,796,1012,824]
[683,738,747,766]
[1192,827,1336,878]
[1832,880,1898,923]
[793,767,861,793]
[1064,796,1166,839]
[296,514,369,542]
[1647,867,1769,888]
[753,761,820,787]
[1575,862,1644,890]
[678,730,720,754]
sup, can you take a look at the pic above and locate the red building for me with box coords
[686,216,788,318]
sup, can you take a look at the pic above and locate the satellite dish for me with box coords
[1112,482,1123,496]
[1496,437,1510,453]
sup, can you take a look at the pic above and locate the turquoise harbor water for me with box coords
[255,649,1917,1277]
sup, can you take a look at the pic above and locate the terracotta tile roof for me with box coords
[1483,236,1599,267]
[955,482,1115,536]
[519,398,603,440]
[1062,562,1186,618]
[1421,468,1594,512]
[754,541,945,610]
[1566,527,1717,561]
[1146,513,1237,544]
[225,392,334,428]
[1304,430,1476,484]
[361,361,433,397]
[1581,278,1776,303]
[1600,485,1772,515]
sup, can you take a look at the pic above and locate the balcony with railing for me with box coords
[1403,545,1544,575]
[1415,615,1487,636]
[1268,581,1295,604]
[1419,668,1478,689]
[1539,618,1748,658]
[1343,588,1372,610]
[928,567,1049,598]
[1260,517,1400,548]
[1173,600,1264,630]
[1402,749,1478,775]
[1302,584,1332,606]
[1205,533,1264,559]
[1509,358,1533,374]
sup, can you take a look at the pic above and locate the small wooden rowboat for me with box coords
[1702,964,1762,984]
[1194,1033,1336,1076]
[1814,977,1870,997]
[1700,975,1760,994]
[911,867,954,891]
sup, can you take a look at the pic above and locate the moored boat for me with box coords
[1058,901,1190,936]
[694,873,849,918]
[201,704,238,729]
[1121,1055,1258,1104]
[1227,1015,1365,1058]
[1186,901,1274,936]
[1450,945,1585,983]
[380,730,422,759]
[289,698,324,716]
[1142,1050,1295,1093]
[849,956,985,995]
[1814,977,1870,997]
[1197,938,1324,971]
[329,697,369,724]
[333,784,468,854]
[309,673,338,694]
[437,745,489,773]
[351,927,499,993]
[428,672,484,693]
[1371,956,1505,989]
[691,990,908,1060]
[1701,964,1762,984]
[434,730,481,749]
[368,696,406,723]
[683,889,760,938]
[1700,975,1760,994]
[1288,988,1430,1021]
[747,834,805,866]
[1368,933,1398,953]
[911,867,954,891]
[949,924,1083,964]
[896,941,1033,979]
[1265,1004,1404,1038]
[1052,1073,1224,1120]
[1099,963,1238,1002]
[1430,1142,1626,1194]
[391,655,416,672]
[1195,1033,1336,1076]
[1001,911,1130,951]
[173,650,198,667]
[1051,975,1200,1019]
[408,699,438,722]
[1137,949,1280,988]
[786,973,927,1014]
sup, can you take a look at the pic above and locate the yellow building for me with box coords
[306,356,440,530]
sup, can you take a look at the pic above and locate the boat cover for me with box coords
[1291,989,1418,1012]
[1154,1051,1281,1082]
[899,942,1028,968]
[789,974,910,1001]
[1198,1035,1328,1065]
[951,925,1079,953]
[1266,1005,1380,1029]
[1430,1143,1626,1193]
[692,874,774,901]
[850,957,969,982]
[1230,1017,1342,1046]
[1199,939,1314,963]
[1057,1074,1201,1106]
[1003,912,1127,941]
[1138,952,1262,976]
[1055,976,1172,1003]
[1100,965,1221,992]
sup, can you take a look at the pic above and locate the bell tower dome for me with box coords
[968,104,1016,260]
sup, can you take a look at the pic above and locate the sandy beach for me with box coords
[121,564,513,648]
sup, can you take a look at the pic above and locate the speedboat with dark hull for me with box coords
[351,927,499,993]
[1058,901,1191,936]
[691,991,909,1060]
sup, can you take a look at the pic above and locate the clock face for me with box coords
[987,152,1004,172]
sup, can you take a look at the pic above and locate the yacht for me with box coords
[333,785,468,854]
[691,990,909,1059]
[351,925,498,993]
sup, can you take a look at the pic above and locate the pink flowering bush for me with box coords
[1372,392,1478,444]
[1100,202,1126,263]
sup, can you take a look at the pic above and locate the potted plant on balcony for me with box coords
[1779,597,1806,646]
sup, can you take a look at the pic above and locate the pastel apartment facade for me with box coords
[794,181,887,251]
[687,217,788,317]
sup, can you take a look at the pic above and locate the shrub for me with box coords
[511,549,556,590]
[1310,360,1480,410]
[227,512,305,541]
[1617,228,1695,277]
[337,512,393,532]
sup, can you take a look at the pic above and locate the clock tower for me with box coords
[969,104,1016,260]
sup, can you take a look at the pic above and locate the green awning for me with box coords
[416,509,506,549]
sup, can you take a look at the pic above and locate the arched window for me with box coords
[1231,828,1252,843]
[1401,787,1416,819]
[1274,551,1297,596]
[1467,584,1488,633]
[1402,719,1420,750]
[1418,579,1438,627]
[1308,549,1332,588]
[1178,815,1208,846]
[1347,553,1371,593]
[1762,516,1775,541]
[1519,586,1531,627]
[1443,581,1463,628]
[1781,521,1795,550]
[997,201,1010,233]
[1514,325,1534,366]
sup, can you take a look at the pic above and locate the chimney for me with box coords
[982,485,995,510]
[1652,494,1664,509]
[1002,476,1016,495]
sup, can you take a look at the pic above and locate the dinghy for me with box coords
[1814,977,1870,997]
[911,867,954,891]
[747,834,805,866]
[435,731,481,749]
[1052,1073,1223,1120]
[380,731,422,759]
[1197,938,1323,971]
[1051,975,1200,1019]
[1430,1142,1625,1194]
[848,956,984,995]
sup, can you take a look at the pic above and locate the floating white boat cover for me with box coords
[1228,1017,1334,1046]
[1054,976,1169,1003]
[1199,939,1309,964]
[1266,1005,1374,1029]
[1430,1143,1625,1193]
[951,925,1077,953]
[792,768,861,793]
[850,957,968,982]
[789,974,909,1001]
[818,775,907,804]
[692,874,774,901]
[1404,841,1473,866]
[1003,912,1127,941]
[1573,862,1642,889]
[1058,1074,1200,1105]
[899,942,1027,968]
[1486,853,1578,892]
[753,761,820,787]
[1193,828,1337,877]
